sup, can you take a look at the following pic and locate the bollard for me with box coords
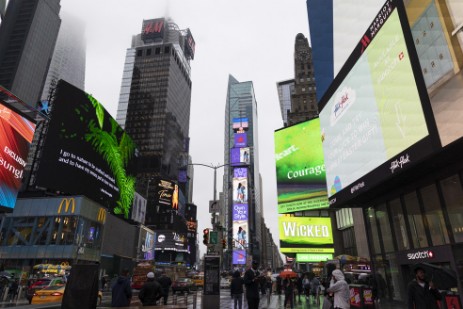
[16,286,23,303]
[193,290,197,309]
[184,291,188,305]
[2,286,8,301]
[173,293,177,305]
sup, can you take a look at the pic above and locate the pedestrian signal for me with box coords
[203,228,209,245]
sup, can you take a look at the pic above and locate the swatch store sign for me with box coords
[407,250,434,260]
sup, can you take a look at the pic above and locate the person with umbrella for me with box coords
[407,266,442,309]
[244,260,261,309]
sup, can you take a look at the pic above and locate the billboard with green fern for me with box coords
[36,80,137,218]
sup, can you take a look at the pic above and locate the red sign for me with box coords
[350,287,362,307]
[141,18,165,42]
[445,295,461,309]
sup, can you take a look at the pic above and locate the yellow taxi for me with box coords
[32,285,103,305]
[192,274,204,288]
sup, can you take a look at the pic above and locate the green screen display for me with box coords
[279,216,333,246]
[274,118,329,213]
[296,253,333,262]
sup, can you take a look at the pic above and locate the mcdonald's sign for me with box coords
[97,208,106,224]
[58,198,75,214]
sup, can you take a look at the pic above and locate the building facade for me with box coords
[308,0,463,306]
[286,34,318,126]
[0,0,61,106]
[276,79,294,127]
[115,18,195,266]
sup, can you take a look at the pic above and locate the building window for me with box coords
[155,48,161,55]
[164,46,170,53]
[440,175,463,243]
[404,191,429,248]
[419,184,450,246]
[389,198,410,251]
[147,49,152,56]
[137,50,142,57]
[376,203,394,253]
[367,208,382,255]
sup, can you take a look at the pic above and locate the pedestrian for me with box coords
[111,269,132,307]
[283,276,294,309]
[138,272,163,306]
[157,272,172,305]
[326,269,350,309]
[101,276,107,291]
[276,275,282,295]
[296,274,303,300]
[244,260,261,309]
[230,270,244,309]
[309,276,321,305]
[407,266,442,309]
[8,279,18,302]
[260,274,267,295]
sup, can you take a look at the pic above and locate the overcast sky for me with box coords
[60,0,310,258]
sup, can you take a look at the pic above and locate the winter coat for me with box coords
[407,279,441,309]
[111,276,132,307]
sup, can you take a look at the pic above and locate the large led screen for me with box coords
[36,81,137,218]
[279,217,333,247]
[0,102,36,209]
[232,168,248,204]
[233,220,248,250]
[232,250,246,265]
[319,0,439,207]
[274,118,329,213]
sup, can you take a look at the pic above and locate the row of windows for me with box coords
[368,173,463,255]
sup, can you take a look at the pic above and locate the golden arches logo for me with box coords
[58,198,75,214]
[97,208,106,223]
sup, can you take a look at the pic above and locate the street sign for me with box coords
[209,231,218,244]
[209,200,219,213]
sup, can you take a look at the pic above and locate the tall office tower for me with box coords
[287,33,318,126]
[0,0,61,106]
[115,18,195,226]
[276,79,295,127]
[223,75,262,267]
[41,12,86,101]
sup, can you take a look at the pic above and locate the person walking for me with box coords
[309,276,321,305]
[296,274,303,300]
[283,276,295,309]
[407,266,442,309]
[326,269,350,309]
[111,269,132,307]
[138,272,163,306]
[244,260,260,309]
[230,270,244,309]
[157,272,172,305]
[8,279,18,302]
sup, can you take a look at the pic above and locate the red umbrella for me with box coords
[280,269,297,278]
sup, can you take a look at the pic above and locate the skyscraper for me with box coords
[0,0,61,105]
[115,18,195,226]
[276,79,295,127]
[41,12,86,101]
[287,33,318,126]
[223,75,263,267]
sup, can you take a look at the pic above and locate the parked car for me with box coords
[26,277,66,304]
[172,277,195,294]
[31,285,103,305]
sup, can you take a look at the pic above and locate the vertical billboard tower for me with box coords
[115,18,195,228]
[224,75,262,267]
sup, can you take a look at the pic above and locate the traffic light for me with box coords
[203,228,209,245]
[222,239,226,249]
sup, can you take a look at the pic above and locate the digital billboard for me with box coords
[0,102,36,209]
[184,29,196,60]
[319,0,439,207]
[141,18,165,42]
[232,177,248,204]
[280,247,335,254]
[139,228,155,260]
[233,250,246,265]
[130,192,146,224]
[36,81,137,218]
[232,203,248,221]
[155,230,189,253]
[230,147,250,166]
[232,118,249,130]
[279,217,333,246]
[233,220,248,250]
[234,133,247,148]
[296,253,333,262]
[274,118,329,213]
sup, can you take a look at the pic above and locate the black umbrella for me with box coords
[0,271,11,277]
[413,263,457,290]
